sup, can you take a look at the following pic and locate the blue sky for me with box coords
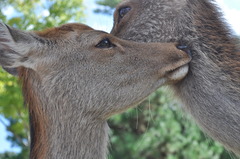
[0,0,240,154]
[215,0,240,35]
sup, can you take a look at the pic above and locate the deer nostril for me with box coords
[177,45,187,49]
[177,45,192,57]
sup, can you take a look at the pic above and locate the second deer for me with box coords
[111,0,240,155]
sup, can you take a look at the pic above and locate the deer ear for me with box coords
[0,22,37,70]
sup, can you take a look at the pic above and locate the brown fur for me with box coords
[36,24,93,38]
[18,67,48,159]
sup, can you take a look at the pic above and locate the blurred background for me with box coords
[0,0,239,159]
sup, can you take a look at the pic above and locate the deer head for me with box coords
[0,22,191,119]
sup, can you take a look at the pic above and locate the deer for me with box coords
[111,0,240,155]
[0,22,191,159]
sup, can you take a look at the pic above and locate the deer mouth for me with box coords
[165,44,192,82]
[166,64,189,82]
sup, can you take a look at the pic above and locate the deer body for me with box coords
[0,23,190,158]
[112,0,240,154]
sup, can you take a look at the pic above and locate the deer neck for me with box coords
[174,0,240,153]
[46,115,109,159]
[19,68,109,159]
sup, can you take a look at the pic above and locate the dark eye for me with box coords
[96,38,115,48]
[119,7,131,19]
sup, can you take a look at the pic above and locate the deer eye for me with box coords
[96,38,116,48]
[119,7,131,19]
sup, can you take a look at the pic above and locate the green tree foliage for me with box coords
[0,0,84,158]
[0,67,29,158]
[108,89,232,159]
[95,0,121,14]
[0,0,84,30]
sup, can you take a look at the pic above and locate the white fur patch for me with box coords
[168,65,189,81]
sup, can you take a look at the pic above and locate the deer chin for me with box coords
[166,64,189,82]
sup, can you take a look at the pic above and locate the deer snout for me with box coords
[177,44,192,57]
[165,45,192,83]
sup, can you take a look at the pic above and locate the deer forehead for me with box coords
[32,27,111,53]
[35,23,94,39]
[34,25,112,48]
